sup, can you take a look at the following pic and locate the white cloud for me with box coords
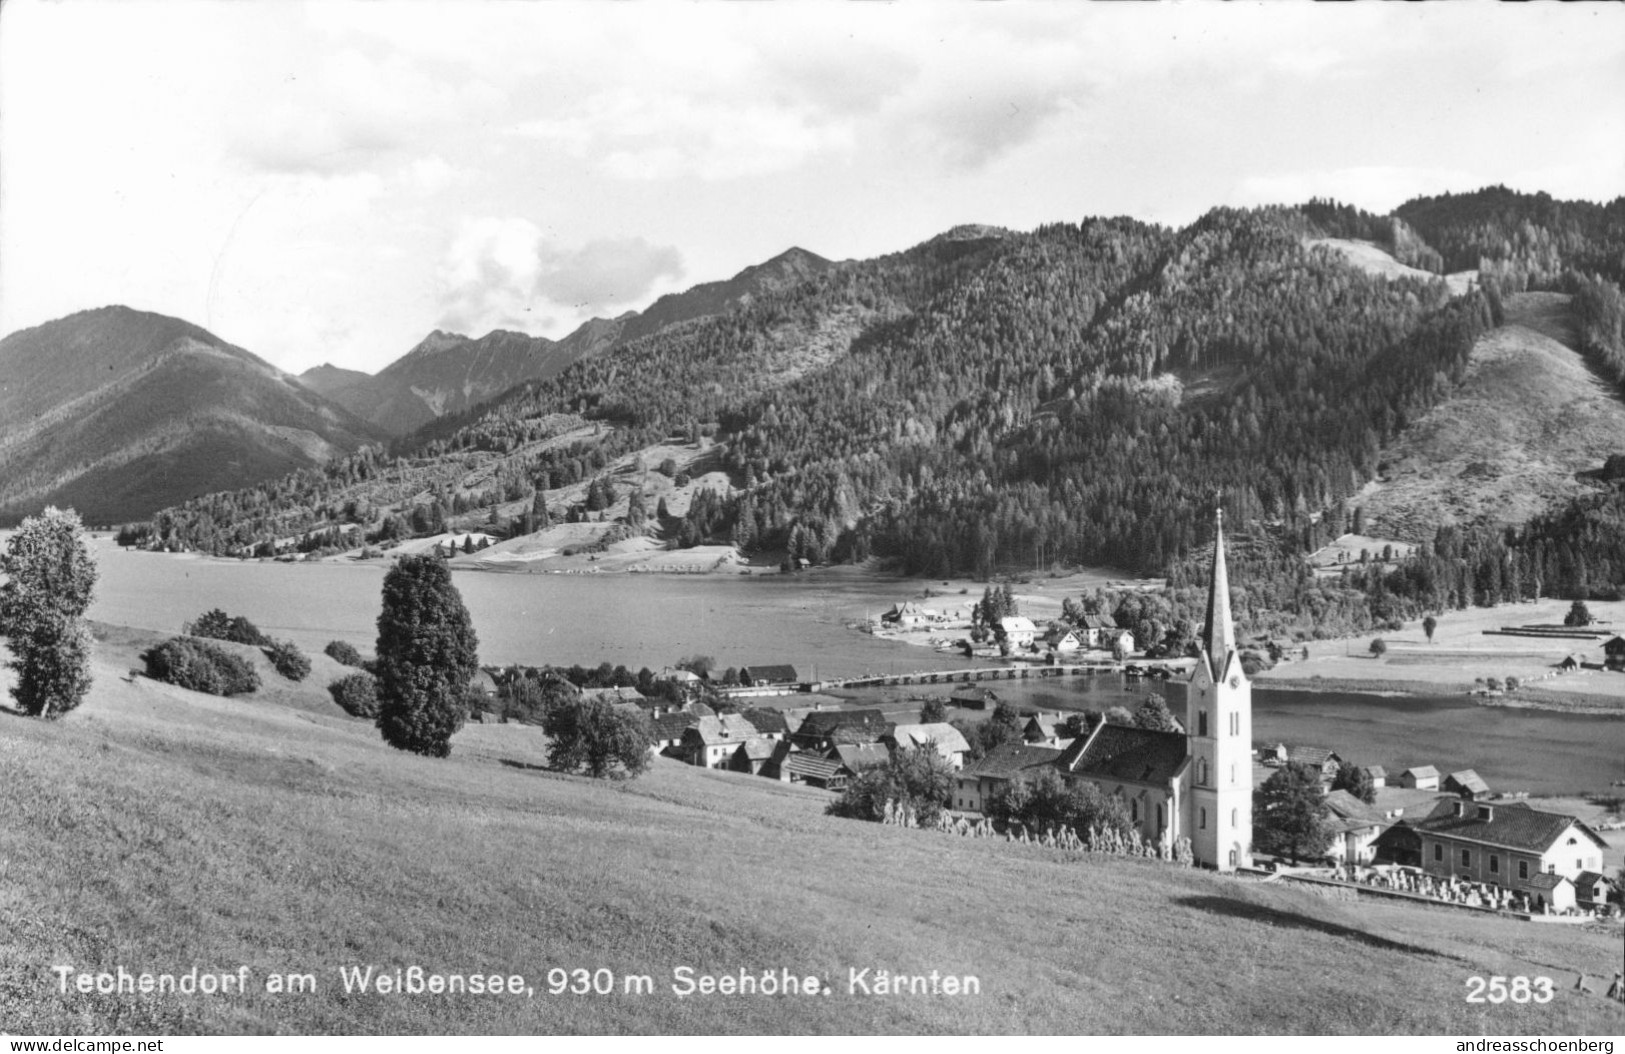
[436,219,683,337]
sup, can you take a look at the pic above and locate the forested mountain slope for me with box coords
[130,190,1625,622]
[0,306,384,525]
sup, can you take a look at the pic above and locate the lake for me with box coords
[85,543,972,680]
[81,543,1623,795]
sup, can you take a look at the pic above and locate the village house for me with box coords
[954,741,1065,814]
[675,714,770,769]
[650,711,698,753]
[659,667,702,686]
[740,664,800,688]
[998,616,1038,649]
[469,667,502,700]
[738,708,791,741]
[949,685,998,710]
[1397,765,1441,790]
[1407,799,1610,911]
[1323,789,1389,865]
[1605,636,1625,670]
[1443,769,1491,800]
[1042,626,1083,653]
[578,685,648,707]
[1262,744,1342,782]
[764,742,847,790]
[832,742,891,776]
[1361,765,1388,789]
[1106,628,1136,655]
[1022,713,1073,749]
[1078,613,1119,649]
[884,722,973,769]
[791,709,892,752]
[1574,871,1616,912]
[730,737,778,776]
[882,601,936,627]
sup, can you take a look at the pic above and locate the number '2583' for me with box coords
[1465,976,1554,1003]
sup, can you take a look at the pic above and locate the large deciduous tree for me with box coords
[374,554,479,757]
[1254,761,1333,865]
[542,696,654,778]
[0,507,98,718]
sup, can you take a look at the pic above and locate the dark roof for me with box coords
[962,741,1063,781]
[688,701,716,717]
[1412,800,1605,853]
[1576,870,1611,892]
[743,664,800,684]
[796,708,890,736]
[1444,770,1490,794]
[650,712,697,742]
[1285,746,1339,768]
[1080,614,1117,630]
[739,708,791,736]
[1060,724,1189,787]
[1525,873,1569,892]
[784,754,844,780]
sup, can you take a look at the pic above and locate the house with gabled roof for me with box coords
[1323,789,1390,865]
[1409,798,1609,907]
[730,737,778,775]
[953,742,1064,814]
[949,685,998,710]
[1443,769,1490,800]
[1361,765,1387,789]
[1573,870,1615,911]
[884,723,972,769]
[676,714,771,769]
[998,616,1038,649]
[738,708,791,740]
[1397,765,1441,790]
[650,711,698,752]
[1042,626,1083,653]
[740,664,799,688]
[1078,613,1119,648]
[791,708,891,751]
[832,742,891,776]
[768,744,846,789]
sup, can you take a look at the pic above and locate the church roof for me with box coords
[1060,723,1189,787]
[1202,507,1238,680]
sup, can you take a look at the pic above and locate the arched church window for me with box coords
[1197,710,1208,736]
[1199,807,1207,830]
[1197,758,1208,785]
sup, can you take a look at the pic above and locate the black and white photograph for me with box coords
[1,0,1623,1039]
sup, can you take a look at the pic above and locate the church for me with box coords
[1054,507,1254,870]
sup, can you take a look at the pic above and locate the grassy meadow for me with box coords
[2,625,1624,1035]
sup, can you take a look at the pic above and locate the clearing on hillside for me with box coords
[1357,292,1625,542]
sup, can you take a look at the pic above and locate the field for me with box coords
[3,626,1623,1035]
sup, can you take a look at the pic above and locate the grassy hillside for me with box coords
[1358,292,1625,541]
[3,628,1622,1035]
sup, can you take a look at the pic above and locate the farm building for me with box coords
[650,712,698,752]
[1042,627,1084,653]
[1361,765,1387,789]
[832,743,891,776]
[1409,799,1609,909]
[950,685,998,710]
[1443,769,1491,800]
[675,715,770,769]
[1606,636,1625,670]
[882,602,935,627]
[1078,613,1120,648]
[738,708,791,741]
[1397,766,1441,790]
[1574,871,1615,911]
[740,664,800,688]
[730,738,778,776]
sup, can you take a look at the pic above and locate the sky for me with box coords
[2,1,1622,376]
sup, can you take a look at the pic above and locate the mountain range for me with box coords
[0,306,385,525]
[298,247,837,435]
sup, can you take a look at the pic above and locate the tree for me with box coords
[542,696,654,778]
[1132,696,1180,732]
[1564,600,1593,627]
[268,640,312,682]
[919,697,948,723]
[374,554,480,757]
[676,654,716,678]
[328,671,380,718]
[1422,615,1438,643]
[1103,705,1134,726]
[1369,637,1387,658]
[1254,762,1333,865]
[827,747,956,825]
[1331,760,1376,805]
[0,507,99,717]
[142,637,259,696]
[986,768,1132,839]
[325,640,365,667]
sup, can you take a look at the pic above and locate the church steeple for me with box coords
[1203,506,1236,680]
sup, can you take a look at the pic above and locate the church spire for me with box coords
[1204,506,1237,679]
